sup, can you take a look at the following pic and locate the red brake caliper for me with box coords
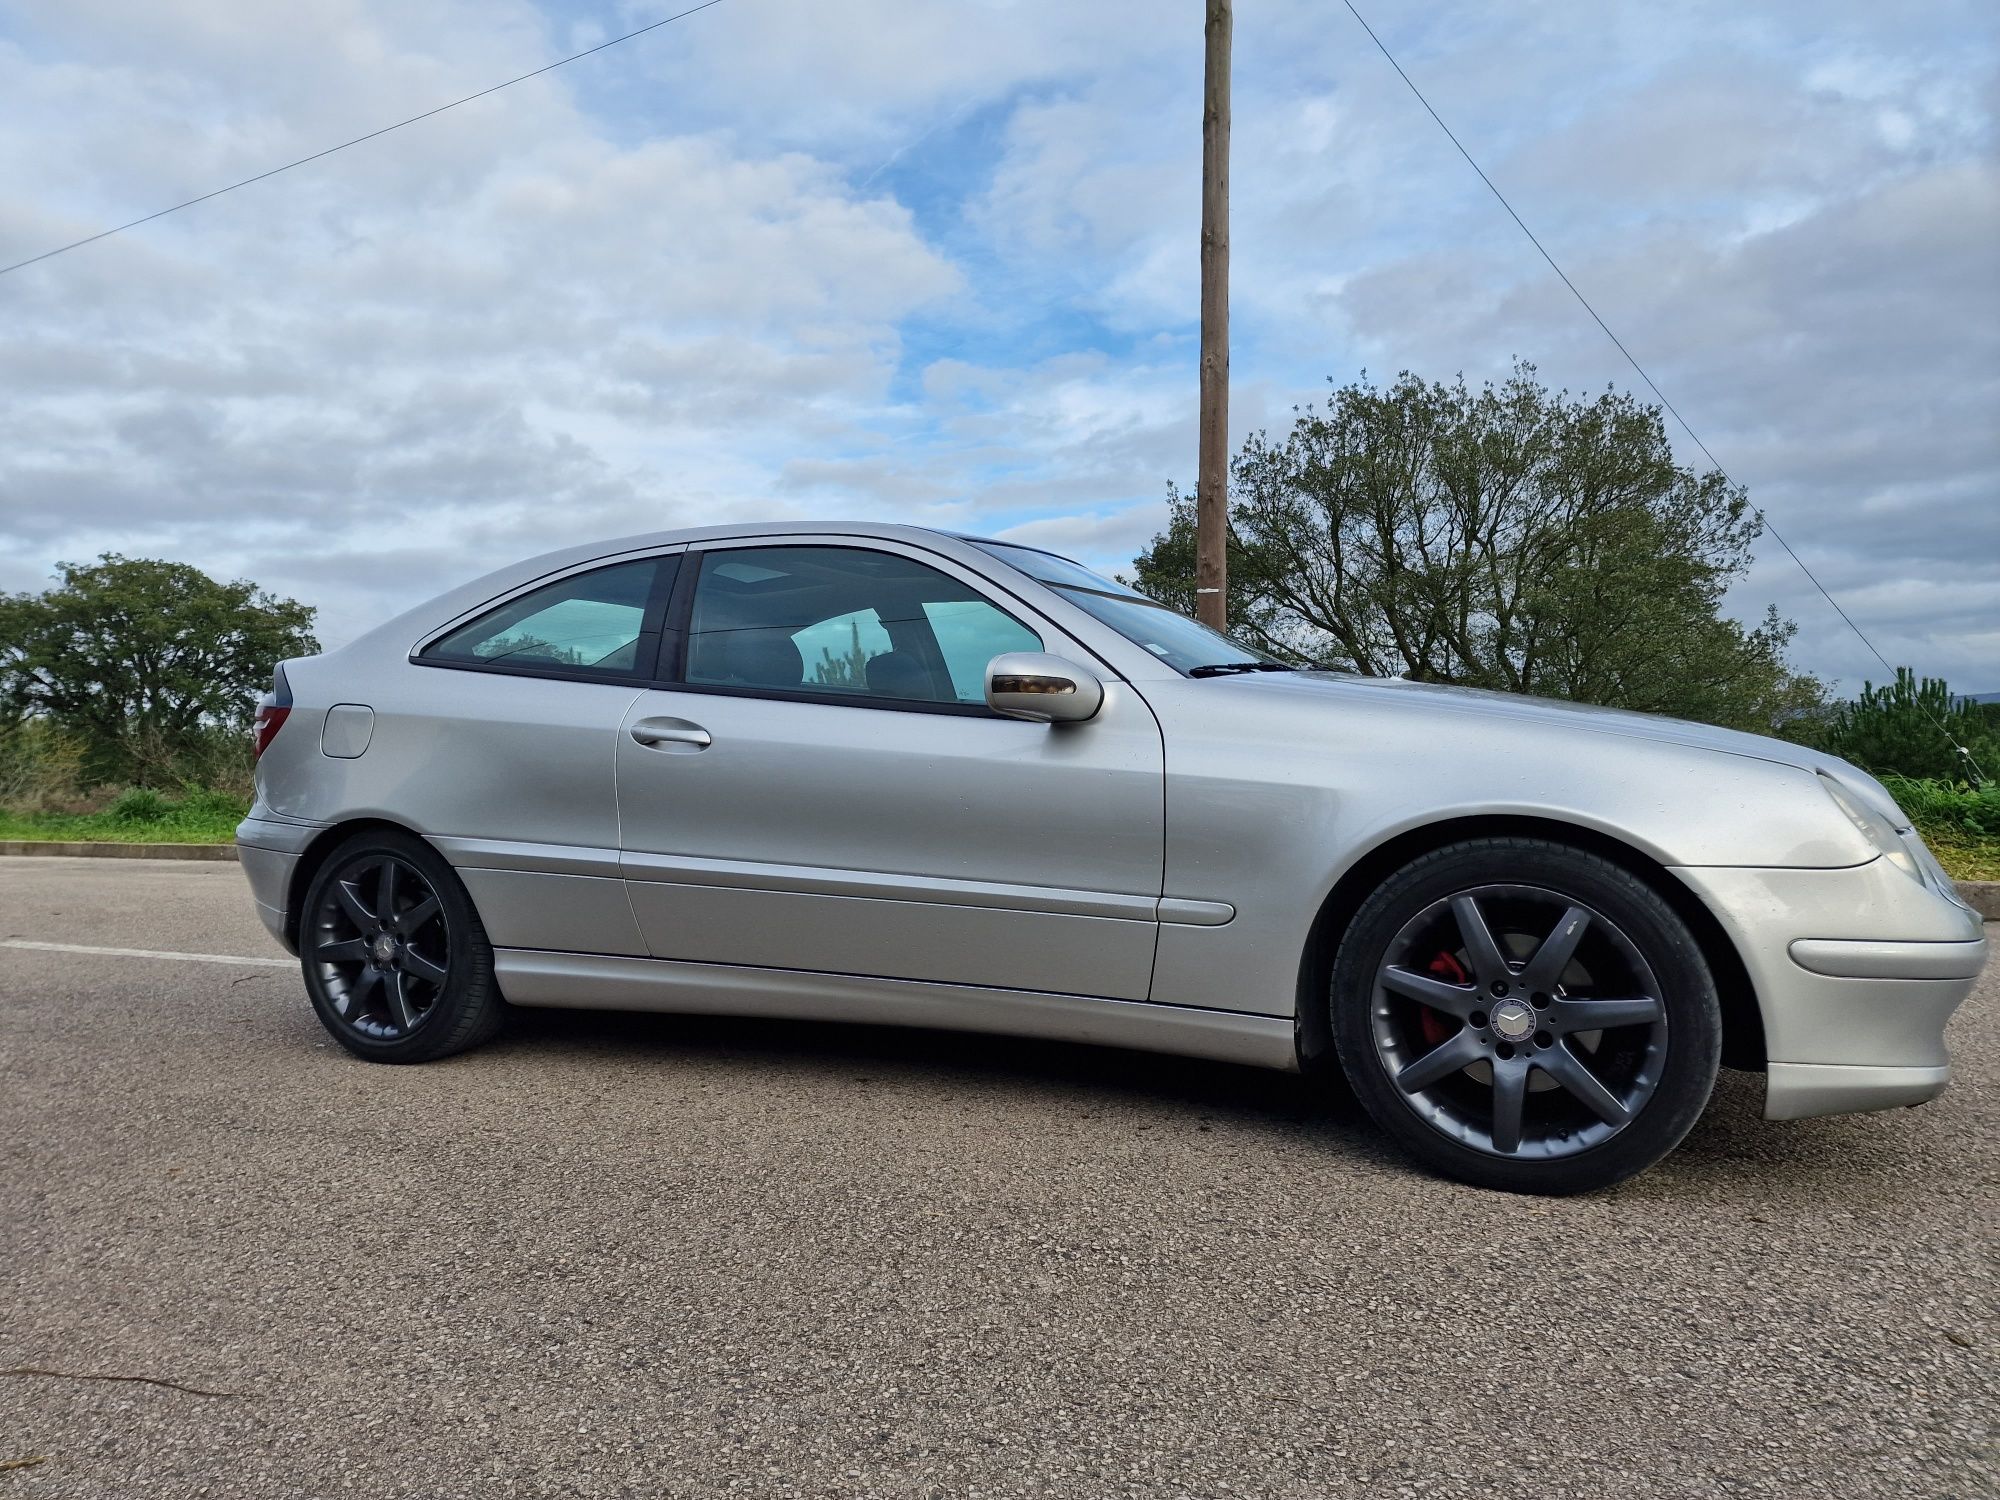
[1418,950,1469,1045]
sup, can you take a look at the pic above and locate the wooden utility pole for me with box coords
[1195,0,1231,630]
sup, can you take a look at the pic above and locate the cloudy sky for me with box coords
[1,0,1994,690]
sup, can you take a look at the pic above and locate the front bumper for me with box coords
[236,815,322,955]
[1763,1062,1950,1121]
[1672,858,1988,1122]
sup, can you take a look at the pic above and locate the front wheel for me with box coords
[299,829,505,1063]
[1331,838,1720,1194]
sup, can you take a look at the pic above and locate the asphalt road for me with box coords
[1,856,1994,1499]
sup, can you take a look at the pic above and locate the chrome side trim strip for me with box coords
[1787,937,1988,981]
[491,949,1299,1072]
[620,849,1159,921]
[1158,897,1235,926]
[429,836,623,879]
[439,840,1235,927]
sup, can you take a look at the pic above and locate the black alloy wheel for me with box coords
[1332,838,1721,1194]
[299,830,504,1062]
[311,852,449,1038]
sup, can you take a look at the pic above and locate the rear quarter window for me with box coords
[420,557,671,678]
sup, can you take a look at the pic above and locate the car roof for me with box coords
[499,519,1076,560]
[562,519,1068,558]
[571,518,944,550]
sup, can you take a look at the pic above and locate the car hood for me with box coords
[1250,670,1839,776]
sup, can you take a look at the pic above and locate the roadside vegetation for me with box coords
[0,555,312,845]
[1804,670,2000,881]
[1133,365,1999,884]
[1131,363,1824,732]
[1878,777,2000,882]
[0,784,248,845]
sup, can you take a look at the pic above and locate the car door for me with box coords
[398,548,681,957]
[614,537,1166,998]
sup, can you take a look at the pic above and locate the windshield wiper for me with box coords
[1188,660,1297,677]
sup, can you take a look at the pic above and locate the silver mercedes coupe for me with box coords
[237,523,1988,1193]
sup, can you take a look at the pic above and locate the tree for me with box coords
[1130,363,1824,733]
[0,554,318,786]
[1803,669,1996,784]
[812,619,870,688]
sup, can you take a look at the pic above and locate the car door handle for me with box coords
[630,718,711,750]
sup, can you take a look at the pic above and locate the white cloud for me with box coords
[0,0,963,643]
[0,0,1993,693]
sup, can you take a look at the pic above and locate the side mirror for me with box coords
[985,652,1105,724]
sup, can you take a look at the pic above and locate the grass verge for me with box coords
[1928,837,2000,884]
[0,788,247,845]
[1881,776,2000,883]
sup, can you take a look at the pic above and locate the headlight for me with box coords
[1817,771,1920,882]
[1903,834,1968,904]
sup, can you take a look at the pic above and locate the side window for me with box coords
[684,546,1042,707]
[422,557,669,678]
[924,599,1041,701]
[793,608,896,690]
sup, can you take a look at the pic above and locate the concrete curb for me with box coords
[1959,881,1999,920]
[0,840,239,862]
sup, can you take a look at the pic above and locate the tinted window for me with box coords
[971,541,1146,597]
[794,607,895,689]
[973,539,1281,674]
[923,599,1031,701]
[423,558,667,676]
[685,546,1041,707]
[1049,589,1280,674]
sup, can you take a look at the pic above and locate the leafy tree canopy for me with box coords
[0,554,318,785]
[1131,363,1824,733]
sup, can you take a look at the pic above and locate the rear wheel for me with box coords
[1331,838,1720,1194]
[299,830,504,1063]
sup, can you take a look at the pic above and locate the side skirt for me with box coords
[492,949,1300,1073]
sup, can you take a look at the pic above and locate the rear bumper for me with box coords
[1671,860,1988,1122]
[236,815,321,956]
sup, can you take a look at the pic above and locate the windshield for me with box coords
[972,540,1290,676]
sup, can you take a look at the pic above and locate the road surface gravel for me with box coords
[2,856,1994,1498]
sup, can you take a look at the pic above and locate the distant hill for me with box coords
[1963,692,2000,705]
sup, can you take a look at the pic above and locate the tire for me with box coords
[1330,837,1720,1195]
[298,829,505,1063]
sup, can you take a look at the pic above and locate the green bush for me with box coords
[108,787,172,823]
[161,726,258,800]
[1878,775,2000,882]
[1881,776,2000,841]
[0,714,252,807]
[175,787,251,820]
[0,554,315,788]
[1806,669,1998,783]
[0,717,86,811]
[0,784,248,844]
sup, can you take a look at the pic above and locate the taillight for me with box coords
[254,664,295,759]
[252,701,290,759]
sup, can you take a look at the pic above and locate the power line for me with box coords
[1339,0,1987,782]
[0,0,732,280]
